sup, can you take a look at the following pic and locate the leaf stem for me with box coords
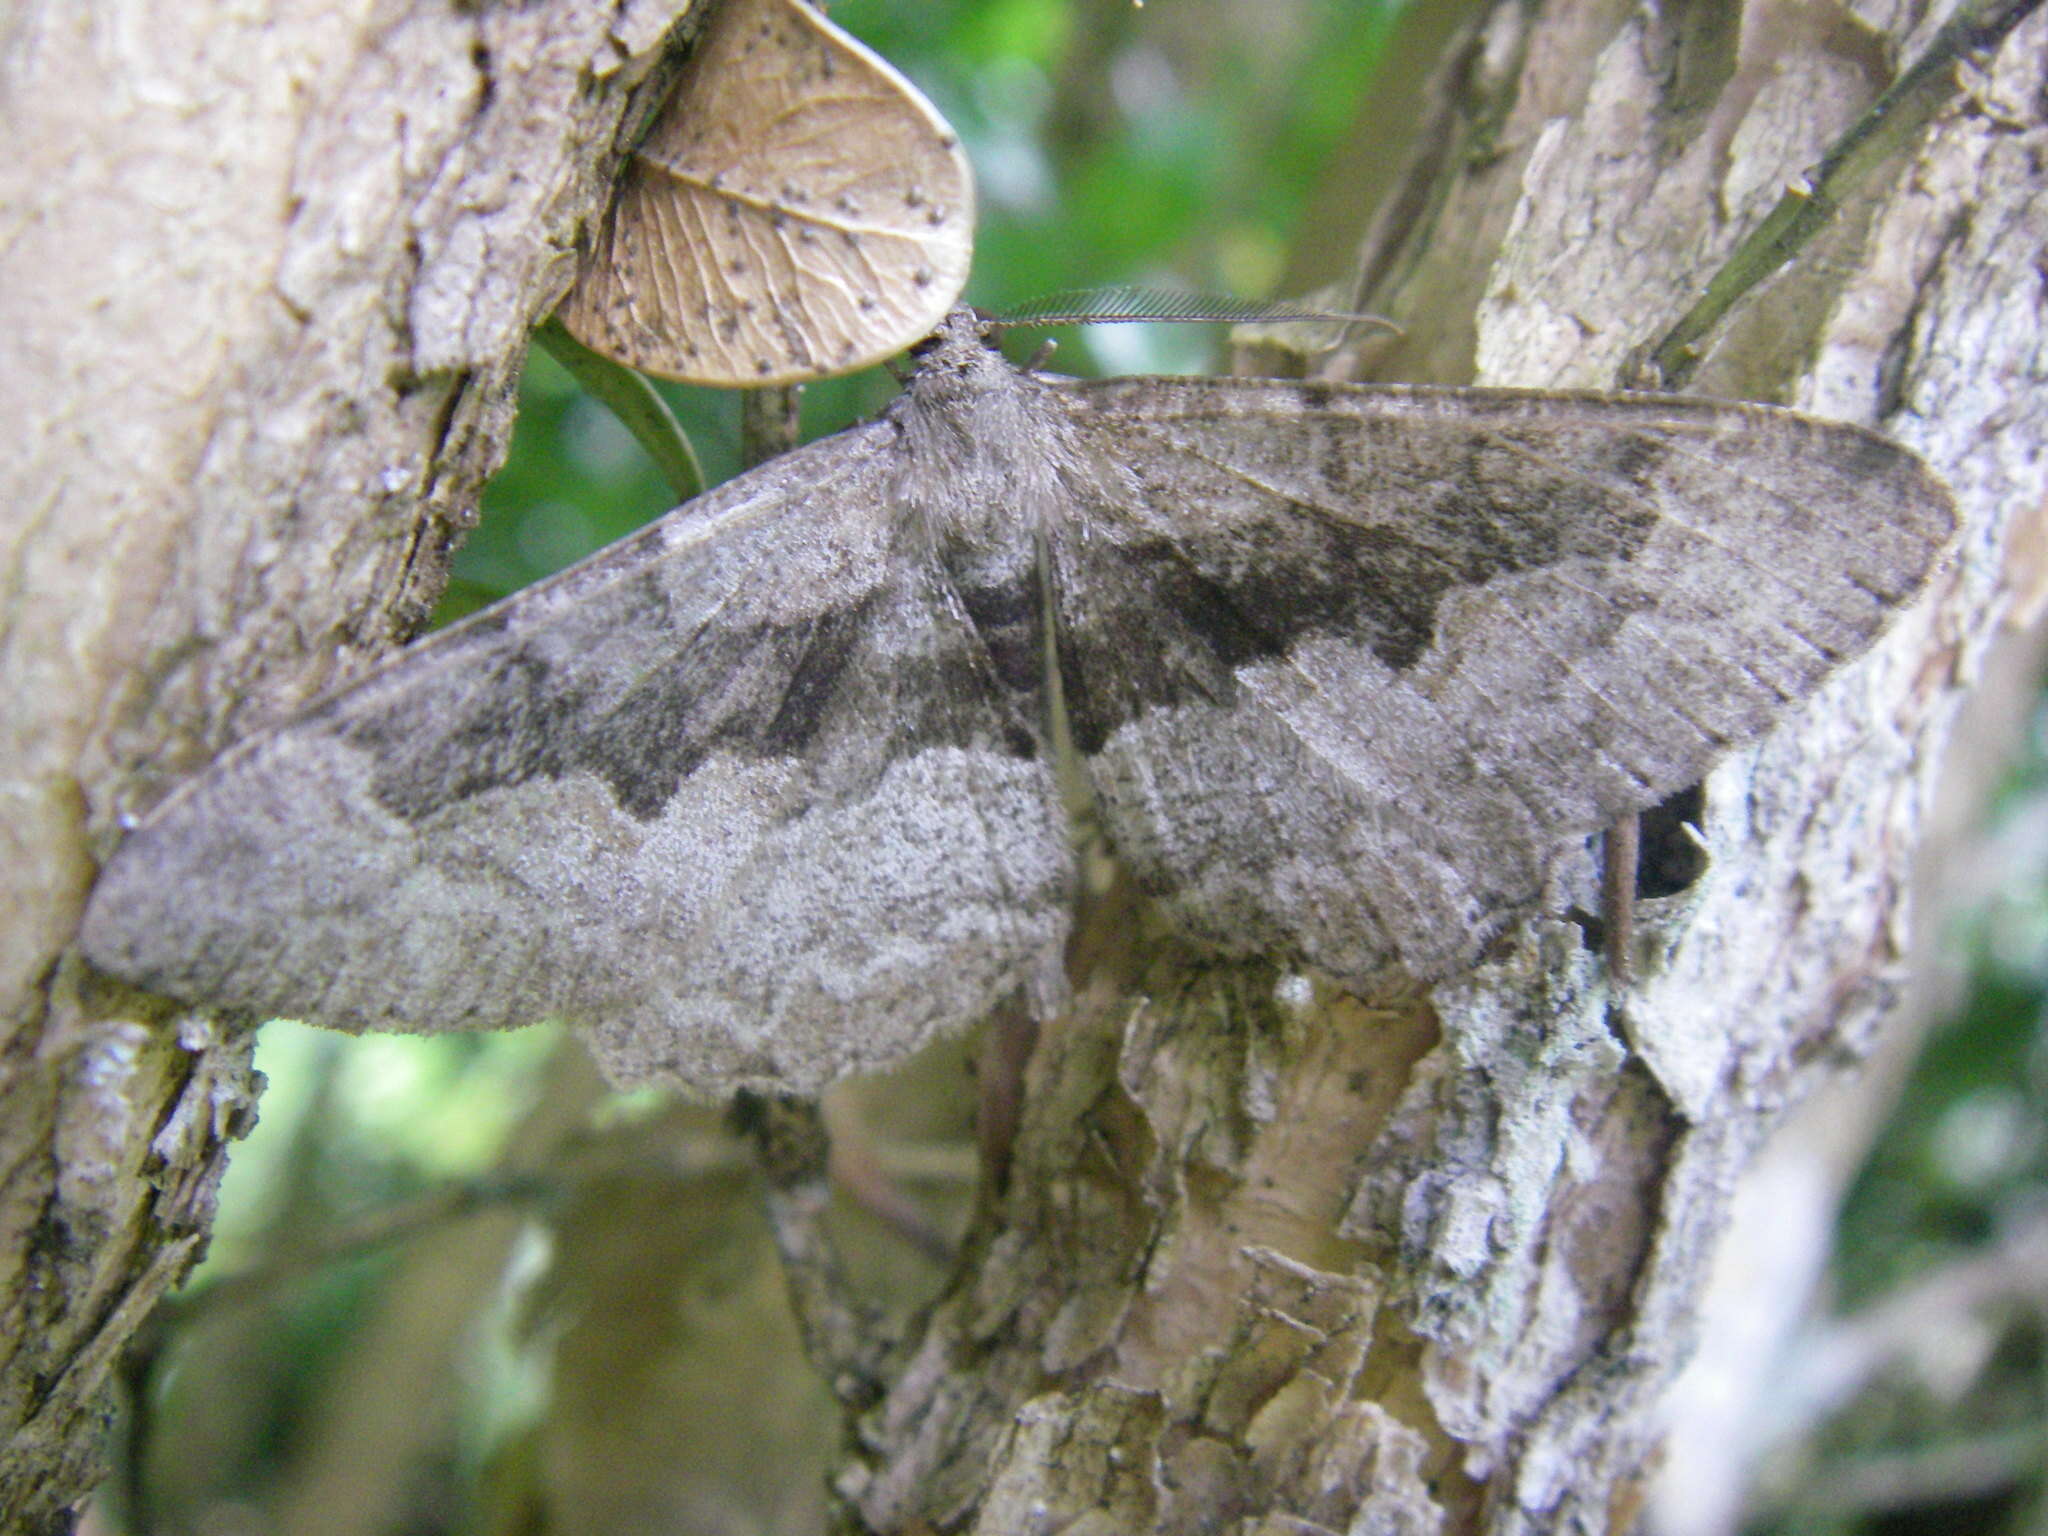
[536,317,705,501]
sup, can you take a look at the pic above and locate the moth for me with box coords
[81,311,1954,1095]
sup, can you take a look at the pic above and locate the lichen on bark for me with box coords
[832,4,2048,1533]
[4,0,2044,1532]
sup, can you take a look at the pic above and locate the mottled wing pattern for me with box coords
[1045,377,1953,981]
[82,425,1070,1094]
[558,0,973,386]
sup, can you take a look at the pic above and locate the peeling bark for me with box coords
[0,1,692,1525]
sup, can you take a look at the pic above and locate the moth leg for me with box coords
[1601,812,1640,982]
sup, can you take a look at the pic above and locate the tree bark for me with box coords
[0,1,690,1526]
[5,0,2044,1533]
[839,3,2048,1534]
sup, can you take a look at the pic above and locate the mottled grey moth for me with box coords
[81,310,1954,1095]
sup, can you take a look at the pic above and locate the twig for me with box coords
[734,1092,891,1407]
[1640,0,2045,390]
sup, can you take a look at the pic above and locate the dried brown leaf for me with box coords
[560,0,973,386]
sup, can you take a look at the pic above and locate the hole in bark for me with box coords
[1565,782,1710,954]
[1637,782,1707,898]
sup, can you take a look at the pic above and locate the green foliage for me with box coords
[1840,709,2048,1291]
[1763,708,2048,1535]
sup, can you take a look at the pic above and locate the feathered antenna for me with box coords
[993,285,1398,336]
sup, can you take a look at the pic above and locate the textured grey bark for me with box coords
[835,3,2048,1534]
[3,1,2043,1534]
[0,1,692,1526]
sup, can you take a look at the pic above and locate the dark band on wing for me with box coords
[345,575,1046,824]
[1055,425,1670,753]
